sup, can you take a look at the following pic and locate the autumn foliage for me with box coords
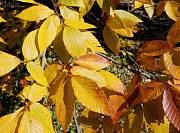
[0,0,180,132]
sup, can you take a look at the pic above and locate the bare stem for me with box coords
[73,113,80,133]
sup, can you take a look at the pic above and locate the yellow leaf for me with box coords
[0,16,6,22]
[136,0,153,4]
[63,26,88,57]
[60,6,79,20]
[16,5,54,21]
[114,10,142,22]
[64,19,96,29]
[30,103,55,133]
[22,29,39,61]
[18,111,44,133]
[99,70,125,94]
[144,3,154,18]
[0,37,7,44]
[165,1,180,21]
[0,107,24,133]
[55,78,75,131]
[17,0,39,4]
[38,15,61,54]
[0,51,21,76]
[103,25,120,55]
[71,76,111,115]
[59,0,84,7]
[79,0,95,17]
[26,62,49,87]
[45,64,62,85]
[71,66,107,87]
[134,1,143,8]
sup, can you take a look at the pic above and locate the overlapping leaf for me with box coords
[16,5,54,21]
[0,51,21,76]
[136,0,153,4]
[144,3,154,18]
[38,15,61,54]
[17,0,39,4]
[0,16,6,22]
[71,76,111,115]
[79,0,95,17]
[59,0,84,7]
[60,6,79,20]
[156,0,166,16]
[26,62,48,87]
[22,29,39,61]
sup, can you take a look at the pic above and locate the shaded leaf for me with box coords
[26,62,48,87]
[30,103,55,133]
[71,66,107,87]
[59,0,84,7]
[38,15,61,54]
[16,5,54,21]
[156,0,166,16]
[163,89,180,131]
[55,78,75,131]
[71,76,111,115]
[22,29,39,61]
[0,51,21,76]
[167,20,180,45]
[73,54,112,71]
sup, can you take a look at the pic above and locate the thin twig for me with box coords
[73,113,80,133]
[41,49,46,69]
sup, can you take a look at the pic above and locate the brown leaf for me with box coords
[156,0,166,16]
[163,89,180,131]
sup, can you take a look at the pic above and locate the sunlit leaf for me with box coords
[167,20,180,45]
[18,111,44,133]
[17,0,39,4]
[0,37,7,44]
[138,40,173,56]
[156,0,166,16]
[26,62,48,87]
[103,25,121,55]
[79,0,95,17]
[59,0,84,7]
[163,89,180,131]
[30,103,55,133]
[163,50,180,80]
[71,66,106,87]
[144,3,154,18]
[60,6,79,20]
[165,1,180,21]
[0,16,6,22]
[71,76,111,115]
[38,15,61,54]
[73,54,112,70]
[99,70,125,94]
[22,29,39,61]
[55,78,75,131]
[16,5,54,21]
[0,51,21,76]
[64,19,96,29]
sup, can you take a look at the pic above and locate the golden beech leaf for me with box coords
[138,40,173,56]
[79,0,95,18]
[71,76,111,115]
[136,0,153,4]
[167,20,180,45]
[80,108,102,119]
[71,66,107,87]
[18,111,44,133]
[0,107,24,132]
[17,0,39,4]
[26,62,49,87]
[134,1,143,8]
[137,54,158,71]
[165,1,180,21]
[59,0,84,7]
[30,103,55,133]
[38,15,61,54]
[114,10,142,22]
[44,64,62,85]
[103,25,121,55]
[0,37,7,44]
[156,0,166,16]
[168,79,180,93]
[141,82,165,103]
[16,5,54,21]
[63,26,88,57]
[60,6,79,20]
[73,54,112,71]
[163,89,180,131]
[64,19,96,29]
[163,50,180,80]
[144,3,155,18]
[99,70,125,94]
[0,51,21,76]
[22,29,39,61]
[55,78,75,131]
[0,16,7,22]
